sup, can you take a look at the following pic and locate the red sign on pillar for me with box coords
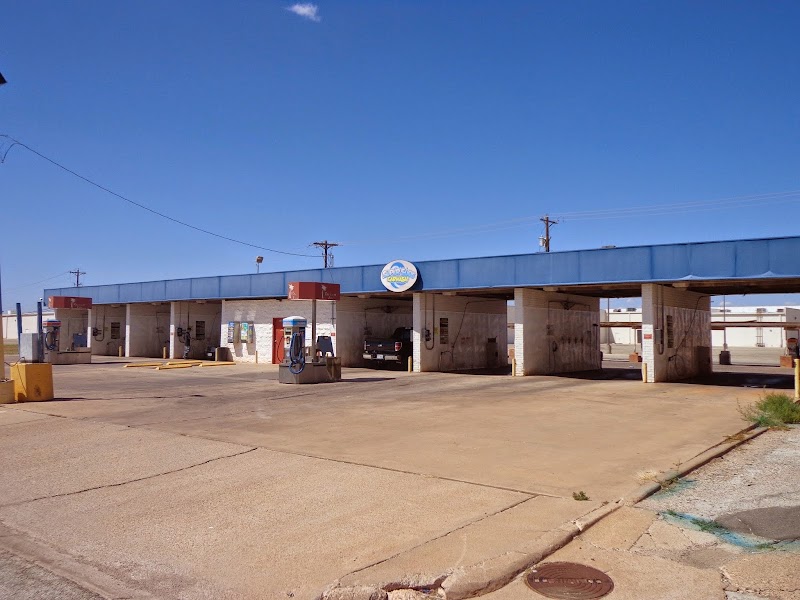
[287,282,341,301]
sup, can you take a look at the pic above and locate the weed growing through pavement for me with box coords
[637,469,678,491]
[689,517,727,534]
[754,542,776,551]
[572,491,590,501]
[722,431,748,444]
[739,393,800,428]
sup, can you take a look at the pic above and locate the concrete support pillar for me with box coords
[413,293,437,372]
[124,304,132,358]
[514,288,601,376]
[641,284,712,383]
[86,308,93,351]
[169,301,178,360]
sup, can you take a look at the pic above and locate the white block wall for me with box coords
[336,296,413,367]
[89,305,126,356]
[413,293,508,372]
[221,298,336,364]
[126,303,171,358]
[642,284,711,383]
[514,289,601,376]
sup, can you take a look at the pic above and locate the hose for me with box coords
[44,329,59,351]
[289,332,306,374]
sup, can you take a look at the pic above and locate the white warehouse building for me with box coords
[601,305,800,349]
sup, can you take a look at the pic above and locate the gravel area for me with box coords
[639,425,800,522]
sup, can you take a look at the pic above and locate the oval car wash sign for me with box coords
[380,260,418,292]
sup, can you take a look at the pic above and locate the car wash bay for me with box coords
[44,235,800,382]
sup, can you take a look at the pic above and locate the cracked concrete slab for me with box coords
[142,377,756,500]
[722,553,800,600]
[0,447,526,599]
[545,543,726,600]
[480,545,728,600]
[339,496,595,590]
[0,415,252,505]
[0,362,784,599]
[575,505,656,551]
[0,408,50,427]
[35,362,762,500]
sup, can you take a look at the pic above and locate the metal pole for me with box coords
[15,303,22,347]
[722,295,728,351]
[311,299,317,362]
[37,301,44,363]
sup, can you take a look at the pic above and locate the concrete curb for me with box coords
[0,522,153,599]
[621,426,768,505]
[319,426,769,600]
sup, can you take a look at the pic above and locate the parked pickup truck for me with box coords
[363,327,413,367]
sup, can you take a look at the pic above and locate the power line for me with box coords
[338,189,800,246]
[3,271,72,292]
[0,135,317,258]
[312,240,339,268]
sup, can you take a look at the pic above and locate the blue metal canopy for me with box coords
[44,236,800,305]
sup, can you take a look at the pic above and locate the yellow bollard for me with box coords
[118,346,124,358]
[511,358,517,377]
[407,356,413,372]
[642,362,648,383]
[795,359,799,400]
[162,347,167,360]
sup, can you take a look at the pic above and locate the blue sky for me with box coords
[1,1,799,310]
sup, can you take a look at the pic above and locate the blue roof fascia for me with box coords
[43,236,800,306]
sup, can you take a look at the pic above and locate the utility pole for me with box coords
[69,268,86,287]
[312,241,339,268]
[540,215,558,252]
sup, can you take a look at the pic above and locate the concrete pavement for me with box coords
[0,359,791,598]
[480,426,800,600]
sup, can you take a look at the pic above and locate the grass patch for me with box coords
[739,393,800,428]
[754,542,776,551]
[572,491,590,501]
[689,517,727,534]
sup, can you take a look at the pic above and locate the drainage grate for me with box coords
[524,562,614,599]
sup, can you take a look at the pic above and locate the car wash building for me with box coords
[44,235,800,383]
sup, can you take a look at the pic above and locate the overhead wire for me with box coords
[0,135,317,258]
[4,135,798,252]
[339,189,800,245]
[3,270,72,291]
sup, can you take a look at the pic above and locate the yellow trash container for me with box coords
[11,363,54,402]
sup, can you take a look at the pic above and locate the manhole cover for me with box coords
[524,562,614,599]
